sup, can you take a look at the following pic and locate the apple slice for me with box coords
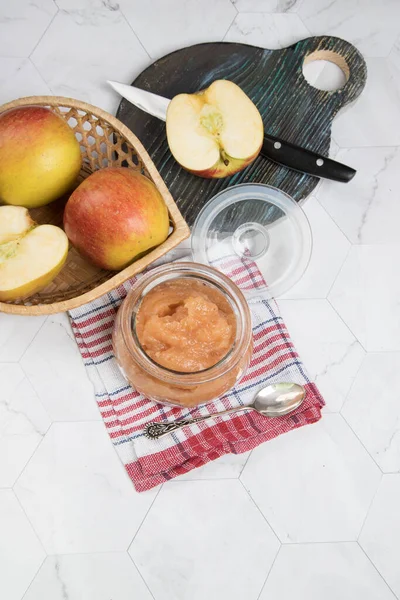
[0,206,34,244]
[0,224,68,301]
[166,79,264,178]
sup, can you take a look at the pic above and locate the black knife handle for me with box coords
[261,134,356,183]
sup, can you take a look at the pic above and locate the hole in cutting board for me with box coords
[302,50,349,92]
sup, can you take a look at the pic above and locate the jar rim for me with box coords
[118,262,252,386]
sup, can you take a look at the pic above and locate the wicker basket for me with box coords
[0,96,190,315]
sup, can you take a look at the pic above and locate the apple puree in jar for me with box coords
[136,279,236,373]
[112,264,254,408]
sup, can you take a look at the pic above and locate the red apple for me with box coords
[0,106,82,208]
[166,79,264,178]
[63,167,170,271]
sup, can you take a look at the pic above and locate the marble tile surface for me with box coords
[342,353,400,473]
[317,147,400,245]
[241,414,381,542]
[0,364,50,488]
[332,58,400,148]
[225,12,309,49]
[0,490,45,600]
[231,0,300,12]
[20,314,99,421]
[0,58,52,106]
[280,197,350,299]
[130,480,279,600]
[14,422,158,554]
[23,553,153,600]
[0,0,57,58]
[278,299,365,412]
[298,0,400,57]
[2,0,400,598]
[359,475,400,598]
[30,4,150,114]
[329,245,400,352]
[0,314,47,362]
[119,0,237,60]
[260,542,396,600]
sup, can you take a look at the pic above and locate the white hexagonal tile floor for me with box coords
[331,58,400,148]
[0,314,46,362]
[329,245,400,352]
[225,12,309,49]
[0,364,50,488]
[129,480,280,600]
[259,542,396,600]
[280,197,350,299]
[30,3,150,113]
[118,0,237,59]
[23,553,153,600]
[278,299,365,412]
[342,353,400,473]
[317,146,400,245]
[20,314,99,421]
[241,414,381,543]
[0,0,57,58]
[359,475,400,598]
[298,0,400,57]
[0,490,45,600]
[0,58,52,106]
[14,422,158,554]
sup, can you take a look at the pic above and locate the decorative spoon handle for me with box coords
[144,406,253,440]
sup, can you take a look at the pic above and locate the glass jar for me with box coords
[112,262,253,408]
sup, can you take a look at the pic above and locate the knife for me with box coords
[108,80,355,183]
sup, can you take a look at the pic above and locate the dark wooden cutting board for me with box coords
[116,36,366,226]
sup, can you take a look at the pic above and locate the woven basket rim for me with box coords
[0,96,190,315]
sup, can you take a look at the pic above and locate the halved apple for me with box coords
[0,207,68,301]
[0,206,34,244]
[166,79,264,178]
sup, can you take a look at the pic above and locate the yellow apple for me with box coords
[0,106,82,208]
[166,79,264,178]
[0,206,68,301]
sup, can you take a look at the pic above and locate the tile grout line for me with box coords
[126,483,163,551]
[314,195,355,246]
[340,412,385,476]
[127,552,157,600]
[20,554,47,600]
[324,242,352,299]
[28,57,56,95]
[357,476,385,544]
[222,3,239,41]
[18,315,49,363]
[357,541,399,599]
[239,449,253,478]
[117,7,152,61]
[256,543,282,600]
[28,9,59,60]
[238,478,282,543]
[12,489,48,556]
[326,296,368,354]
[12,423,56,500]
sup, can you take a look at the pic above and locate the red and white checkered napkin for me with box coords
[69,258,324,492]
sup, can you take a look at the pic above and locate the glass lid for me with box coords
[191,184,312,299]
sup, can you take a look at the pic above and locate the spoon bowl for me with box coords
[254,382,305,417]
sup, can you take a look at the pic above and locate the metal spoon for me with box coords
[144,382,305,440]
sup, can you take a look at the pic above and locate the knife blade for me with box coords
[108,80,355,183]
